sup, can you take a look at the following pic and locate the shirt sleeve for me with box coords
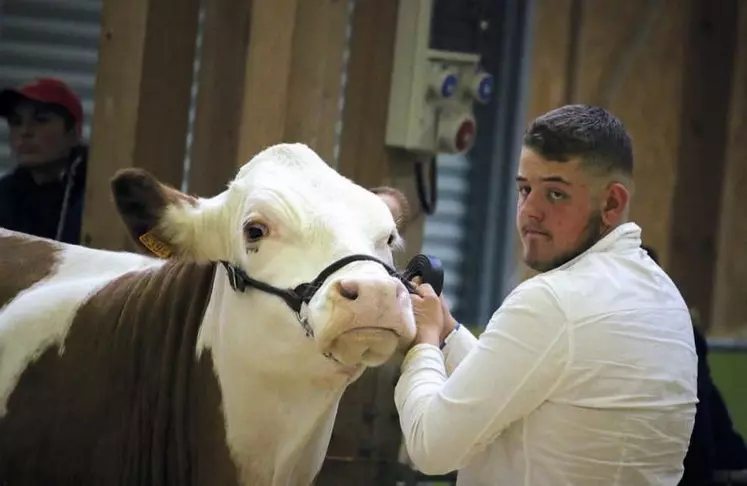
[442,325,478,375]
[393,279,571,475]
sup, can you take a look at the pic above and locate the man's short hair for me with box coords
[523,104,633,178]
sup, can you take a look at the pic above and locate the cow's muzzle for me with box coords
[219,253,443,343]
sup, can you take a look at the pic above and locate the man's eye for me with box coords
[548,190,566,201]
[518,186,530,197]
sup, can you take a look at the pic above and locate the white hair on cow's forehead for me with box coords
[233,143,336,184]
[228,143,399,238]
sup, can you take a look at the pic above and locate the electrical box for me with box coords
[385,0,493,156]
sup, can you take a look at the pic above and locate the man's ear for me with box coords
[110,168,221,260]
[370,186,411,232]
[601,181,630,227]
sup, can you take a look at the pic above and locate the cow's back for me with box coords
[0,229,239,486]
[0,229,160,414]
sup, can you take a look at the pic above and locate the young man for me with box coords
[395,105,698,485]
[0,77,88,244]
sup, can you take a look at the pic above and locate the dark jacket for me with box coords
[0,145,88,244]
[680,326,747,485]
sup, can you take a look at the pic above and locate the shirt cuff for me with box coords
[442,324,478,375]
[439,321,461,349]
[401,342,443,371]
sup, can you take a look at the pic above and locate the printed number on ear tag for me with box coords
[138,232,173,259]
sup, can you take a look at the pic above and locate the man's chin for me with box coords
[523,251,576,273]
[524,258,556,273]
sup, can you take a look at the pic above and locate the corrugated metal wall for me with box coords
[0,0,102,173]
[420,153,471,311]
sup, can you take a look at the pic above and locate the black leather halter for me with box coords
[219,253,443,339]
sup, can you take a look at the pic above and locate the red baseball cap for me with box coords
[0,77,84,134]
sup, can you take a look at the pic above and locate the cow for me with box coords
[0,143,417,486]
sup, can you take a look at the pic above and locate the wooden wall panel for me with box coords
[235,0,350,167]
[187,0,251,197]
[82,0,200,251]
[711,2,747,338]
[667,0,738,329]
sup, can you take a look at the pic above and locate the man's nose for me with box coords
[15,122,33,137]
[520,192,544,221]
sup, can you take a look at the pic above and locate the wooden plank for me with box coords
[235,0,298,165]
[187,0,251,197]
[667,0,738,329]
[284,0,349,162]
[235,0,351,167]
[711,2,747,338]
[523,0,575,118]
[81,0,200,251]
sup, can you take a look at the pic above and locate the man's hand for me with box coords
[410,283,447,348]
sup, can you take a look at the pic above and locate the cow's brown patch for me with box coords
[111,168,198,257]
[0,229,61,309]
[370,186,411,231]
[0,259,240,486]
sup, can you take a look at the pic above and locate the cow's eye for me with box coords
[244,222,268,242]
[387,233,396,246]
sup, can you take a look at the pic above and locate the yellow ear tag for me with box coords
[138,231,173,259]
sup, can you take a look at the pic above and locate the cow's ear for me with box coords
[110,168,219,261]
[370,186,410,232]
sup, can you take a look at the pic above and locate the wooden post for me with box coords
[187,0,251,198]
[235,0,350,167]
[667,0,738,328]
[711,2,747,338]
[81,0,200,251]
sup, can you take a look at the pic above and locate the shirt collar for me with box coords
[547,222,643,274]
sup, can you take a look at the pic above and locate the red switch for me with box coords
[455,118,477,152]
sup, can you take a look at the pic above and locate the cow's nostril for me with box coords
[337,279,359,300]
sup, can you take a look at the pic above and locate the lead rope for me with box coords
[54,153,82,242]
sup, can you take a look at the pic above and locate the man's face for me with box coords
[515,147,607,272]
[7,100,78,168]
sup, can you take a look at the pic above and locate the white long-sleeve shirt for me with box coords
[394,222,698,485]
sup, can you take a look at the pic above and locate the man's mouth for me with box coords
[523,228,550,237]
[16,145,39,155]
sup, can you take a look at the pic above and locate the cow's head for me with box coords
[111,143,416,369]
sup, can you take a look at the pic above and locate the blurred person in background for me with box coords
[642,244,747,486]
[0,77,88,244]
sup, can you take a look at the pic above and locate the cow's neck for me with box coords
[198,269,365,486]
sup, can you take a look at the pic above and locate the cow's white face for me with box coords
[112,143,416,369]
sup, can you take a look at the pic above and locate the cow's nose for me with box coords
[337,279,359,300]
[335,278,407,303]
